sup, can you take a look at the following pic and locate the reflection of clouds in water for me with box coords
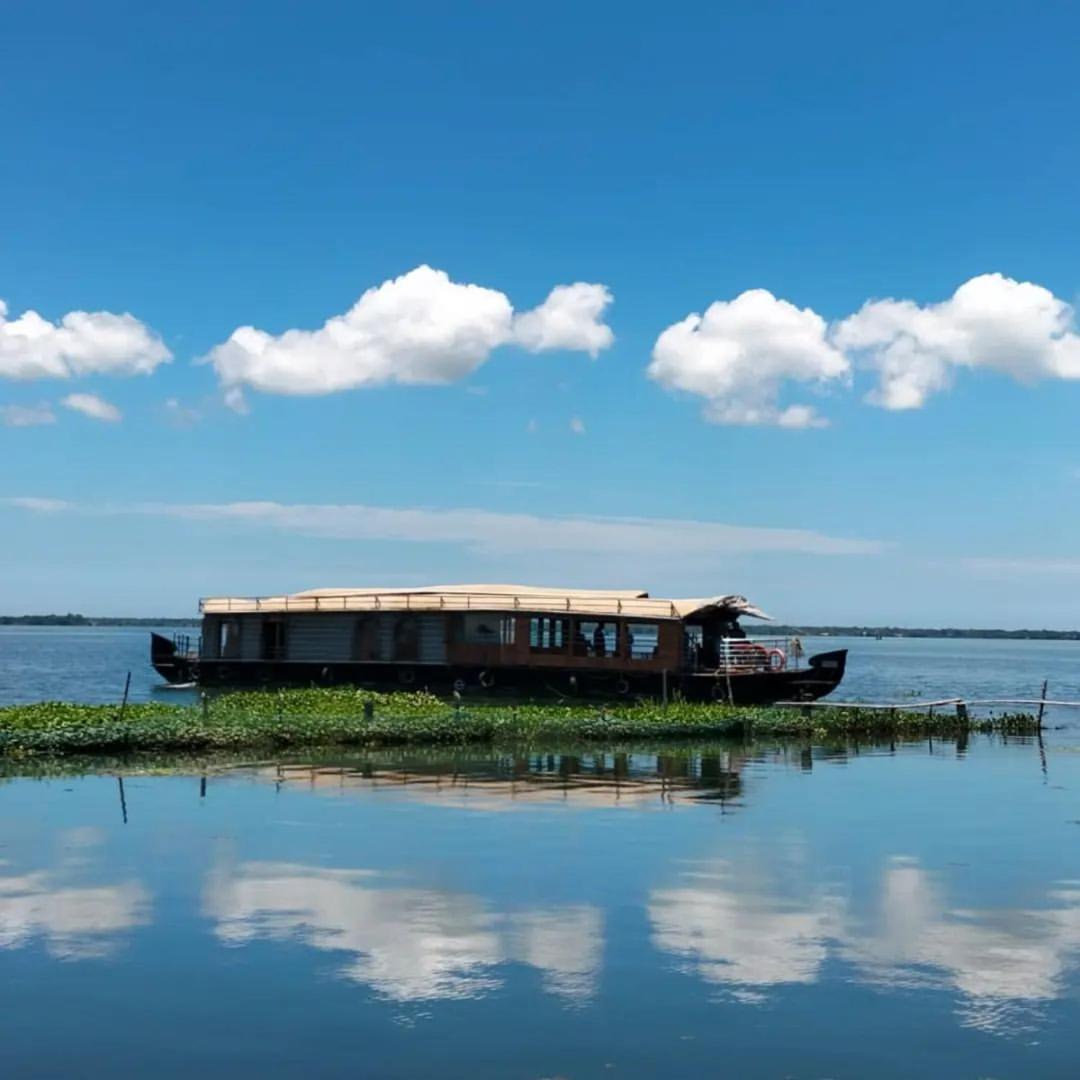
[0,830,151,960]
[507,906,603,1003]
[649,862,843,997]
[842,858,1080,1034]
[649,854,1080,1035]
[204,860,602,1004]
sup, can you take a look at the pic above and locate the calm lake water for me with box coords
[2,740,1080,1078]
[2,629,1080,1077]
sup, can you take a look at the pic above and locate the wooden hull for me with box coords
[152,636,847,705]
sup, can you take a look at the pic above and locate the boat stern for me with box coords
[150,632,197,685]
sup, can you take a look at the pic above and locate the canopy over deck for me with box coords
[199,584,772,621]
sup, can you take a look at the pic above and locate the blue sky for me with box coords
[3,1,1080,625]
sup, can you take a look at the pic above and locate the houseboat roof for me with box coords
[199,584,772,621]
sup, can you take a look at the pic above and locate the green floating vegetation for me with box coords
[0,687,1041,758]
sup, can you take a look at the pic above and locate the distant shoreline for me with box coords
[770,626,1080,641]
[1,614,1077,639]
[0,616,199,627]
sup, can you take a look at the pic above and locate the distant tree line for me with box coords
[770,625,1080,641]
[0,614,198,626]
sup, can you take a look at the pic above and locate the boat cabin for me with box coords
[151,584,847,703]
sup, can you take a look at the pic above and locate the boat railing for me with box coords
[689,636,804,675]
[172,632,201,659]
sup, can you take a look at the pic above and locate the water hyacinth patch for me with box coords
[0,688,1040,758]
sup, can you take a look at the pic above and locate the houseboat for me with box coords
[150,584,847,704]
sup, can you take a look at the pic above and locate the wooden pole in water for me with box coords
[662,669,669,707]
[117,671,131,724]
[1038,679,1049,729]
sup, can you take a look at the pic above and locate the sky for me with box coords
[3,0,1080,626]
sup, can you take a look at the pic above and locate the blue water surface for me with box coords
[1,739,1079,1078]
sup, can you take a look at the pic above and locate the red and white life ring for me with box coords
[767,648,786,672]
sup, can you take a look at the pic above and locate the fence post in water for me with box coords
[662,669,669,707]
[1038,679,1049,728]
[117,671,131,724]
[956,701,968,724]
[201,692,209,722]
[363,700,374,722]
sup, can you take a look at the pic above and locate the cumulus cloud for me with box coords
[834,273,1080,410]
[205,266,614,399]
[61,393,122,423]
[511,283,613,357]
[0,403,56,427]
[648,288,849,428]
[1,496,884,557]
[0,299,170,381]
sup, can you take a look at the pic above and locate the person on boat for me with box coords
[592,622,607,658]
[573,625,589,656]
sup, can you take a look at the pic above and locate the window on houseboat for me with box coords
[352,617,376,660]
[220,619,241,659]
[529,616,568,652]
[461,614,515,646]
[260,619,286,661]
[683,624,704,668]
[626,622,658,660]
[573,620,619,658]
[394,616,420,661]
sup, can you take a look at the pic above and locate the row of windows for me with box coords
[213,614,660,661]
[528,617,659,660]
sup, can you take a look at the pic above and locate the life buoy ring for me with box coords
[452,678,466,693]
[478,670,495,689]
[767,648,786,672]
[399,668,416,686]
[615,677,630,695]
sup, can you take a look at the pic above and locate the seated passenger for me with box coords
[592,622,607,658]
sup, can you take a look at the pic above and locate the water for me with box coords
[2,740,1079,1077]
[3,629,1080,1076]
[2,627,1079,719]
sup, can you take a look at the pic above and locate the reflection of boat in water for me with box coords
[151,583,846,704]
[241,749,745,809]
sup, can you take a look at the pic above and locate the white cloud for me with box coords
[834,273,1080,409]
[163,397,202,429]
[0,403,56,427]
[511,282,613,357]
[4,496,72,512]
[961,556,1080,578]
[0,299,170,381]
[648,288,849,428]
[1,496,884,558]
[61,393,122,423]
[205,266,614,399]
[569,416,586,435]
